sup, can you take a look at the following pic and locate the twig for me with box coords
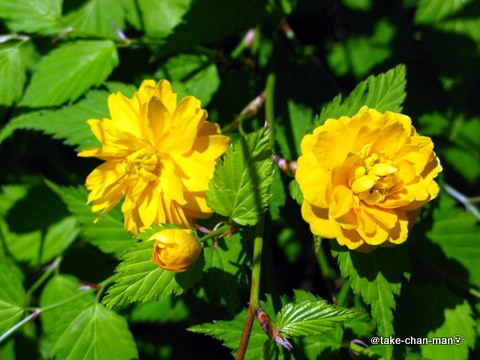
[444,183,480,220]
[236,217,265,360]
[0,310,41,344]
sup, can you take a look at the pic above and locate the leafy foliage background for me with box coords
[0,0,479,359]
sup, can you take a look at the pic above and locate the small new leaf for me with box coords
[276,299,361,337]
[102,238,203,308]
[207,128,274,226]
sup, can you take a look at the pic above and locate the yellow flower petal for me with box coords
[296,106,441,251]
[79,80,230,234]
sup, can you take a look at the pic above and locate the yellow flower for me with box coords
[78,80,230,234]
[149,228,202,272]
[296,106,442,252]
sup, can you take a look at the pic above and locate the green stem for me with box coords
[95,275,117,302]
[0,310,41,344]
[265,73,276,152]
[198,224,232,243]
[316,243,335,280]
[236,217,265,360]
[336,279,351,306]
[24,257,62,306]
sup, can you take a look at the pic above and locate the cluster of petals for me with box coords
[79,80,230,235]
[296,106,442,252]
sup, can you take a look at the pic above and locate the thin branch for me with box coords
[444,183,480,220]
[236,217,264,360]
[0,310,41,344]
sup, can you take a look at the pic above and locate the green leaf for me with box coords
[331,244,411,359]
[47,183,136,258]
[269,170,286,221]
[207,128,274,226]
[427,194,480,287]
[0,89,107,150]
[0,340,15,360]
[422,299,475,360]
[0,45,26,106]
[138,0,191,38]
[51,303,138,360]
[156,0,269,55]
[443,117,480,184]
[0,0,63,35]
[191,294,344,359]
[155,53,220,106]
[0,184,80,265]
[415,0,480,43]
[301,328,343,359]
[129,297,189,324]
[20,40,118,107]
[327,19,395,78]
[0,261,25,335]
[64,0,125,38]
[190,296,279,360]
[105,81,137,97]
[39,274,95,335]
[102,238,204,308]
[317,65,406,125]
[121,0,142,30]
[288,179,303,205]
[276,298,361,337]
[202,234,248,310]
[397,283,476,360]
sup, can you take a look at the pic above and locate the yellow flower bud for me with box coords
[149,228,202,272]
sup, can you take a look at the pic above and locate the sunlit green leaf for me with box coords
[138,0,191,39]
[20,40,118,107]
[0,45,26,106]
[276,298,361,337]
[317,65,406,125]
[102,237,204,308]
[427,194,480,287]
[0,185,79,265]
[46,183,136,258]
[416,0,480,43]
[39,274,96,335]
[0,0,63,35]
[190,296,278,360]
[0,261,25,335]
[207,128,274,226]
[331,244,411,360]
[0,90,107,150]
[397,283,476,360]
[64,0,125,38]
[51,303,138,360]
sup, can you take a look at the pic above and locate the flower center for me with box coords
[350,152,400,203]
[124,148,159,181]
